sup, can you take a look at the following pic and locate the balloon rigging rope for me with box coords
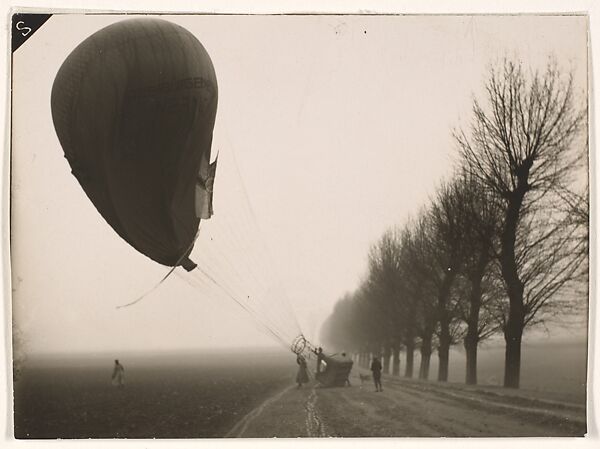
[115,230,200,309]
[175,269,284,346]
[191,176,269,320]
[115,138,303,350]
[195,243,292,343]
[198,215,298,342]
[228,176,299,342]
[215,211,273,301]
[193,217,279,334]
[212,174,277,299]
[202,227,266,314]
[224,199,299,334]
[224,136,303,333]
[190,266,289,348]
[194,143,300,340]
[114,220,290,348]
[197,241,295,345]
[209,171,275,292]
[192,238,288,341]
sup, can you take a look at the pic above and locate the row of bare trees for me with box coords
[321,58,588,388]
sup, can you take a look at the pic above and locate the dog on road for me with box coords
[359,373,370,384]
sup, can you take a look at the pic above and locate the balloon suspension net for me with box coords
[290,334,317,357]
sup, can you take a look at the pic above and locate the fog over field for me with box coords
[424,338,587,400]
[14,338,586,439]
[14,349,294,439]
[24,335,588,396]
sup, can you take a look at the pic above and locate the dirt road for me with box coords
[227,370,587,437]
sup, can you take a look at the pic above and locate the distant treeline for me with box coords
[321,58,588,389]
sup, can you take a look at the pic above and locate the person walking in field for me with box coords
[296,355,309,388]
[371,357,383,392]
[112,359,125,388]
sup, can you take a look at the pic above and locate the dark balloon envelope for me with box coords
[51,19,218,269]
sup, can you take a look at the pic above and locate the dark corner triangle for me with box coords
[12,13,52,53]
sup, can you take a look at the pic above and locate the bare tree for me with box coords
[357,290,382,361]
[402,214,439,380]
[556,182,589,282]
[453,173,503,384]
[320,293,361,353]
[397,226,422,378]
[367,228,406,376]
[426,180,470,382]
[455,58,586,388]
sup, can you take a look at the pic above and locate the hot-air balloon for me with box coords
[50,18,352,387]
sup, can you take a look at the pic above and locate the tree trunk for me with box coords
[392,345,401,376]
[464,272,483,385]
[419,334,432,380]
[403,305,417,378]
[437,318,451,382]
[419,352,431,380]
[405,338,415,378]
[464,337,478,385]
[437,272,455,382]
[382,344,391,375]
[503,307,524,388]
[500,188,527,389]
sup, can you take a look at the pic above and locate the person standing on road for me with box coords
[341,352,352,386]
[314,347,325,374]
[371,357,383,392]
[112,359,125,388]
[296,355,309,388]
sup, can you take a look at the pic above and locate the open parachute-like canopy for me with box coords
[51,18,218,269]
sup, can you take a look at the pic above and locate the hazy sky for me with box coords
[11,14,588,355]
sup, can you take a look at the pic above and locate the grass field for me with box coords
[423,338,587,403]
[13,349,294,439]
[12,339,588,439]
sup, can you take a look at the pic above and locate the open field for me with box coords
[418,338,588,402]
[12,340,587,438]
[13,349,294,438]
